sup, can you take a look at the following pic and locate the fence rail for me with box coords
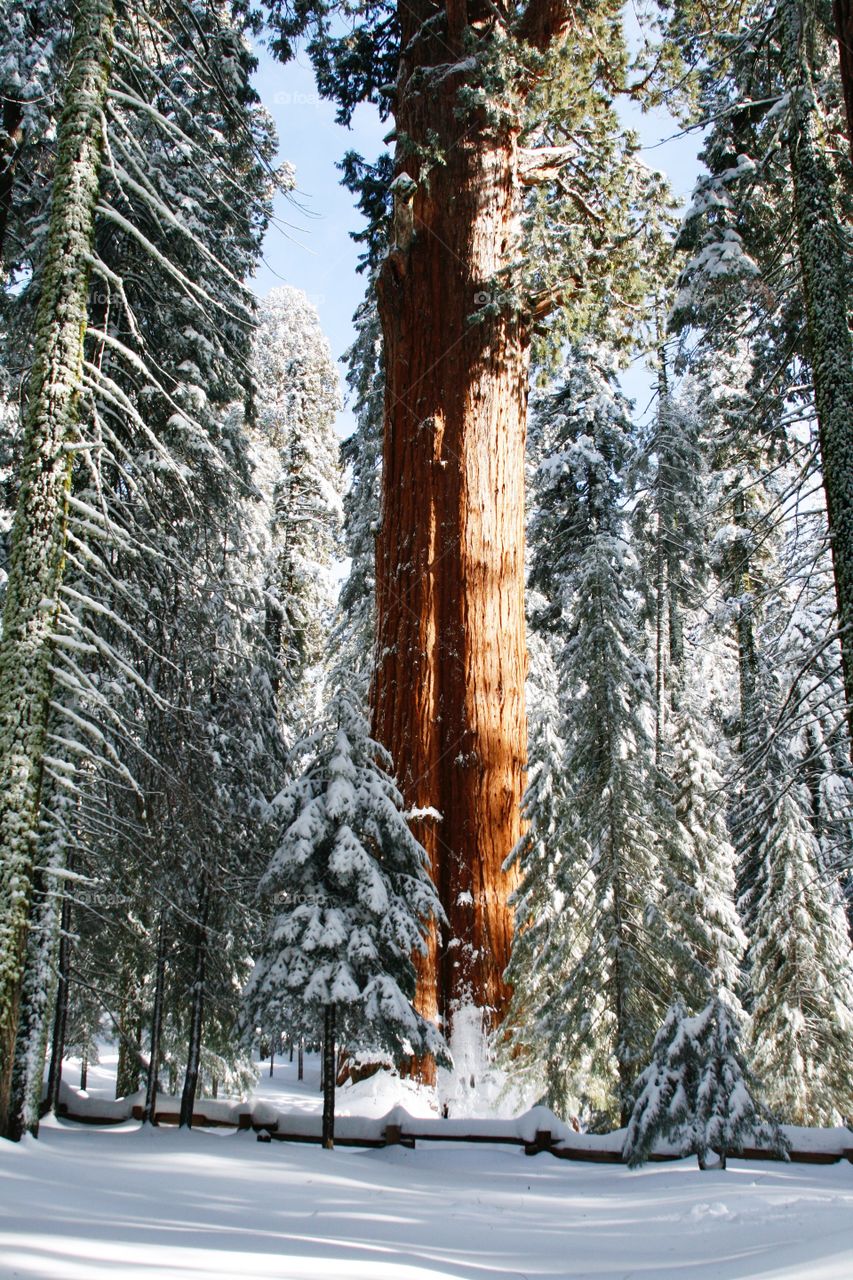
[53,1101,853,1165]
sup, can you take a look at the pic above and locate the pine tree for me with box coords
[513,344,669,1122]
[746,775,853,1124]
[624,995,784,1170]
[665,0,853,753]
[251,286,343,725]
[632,350,706,757]
[245,689,448,1147]
[655,667,747,1011]
[1,0,287,1138]
[333,282,384,692]
[0,2,68,268]
[502,636,567,1100]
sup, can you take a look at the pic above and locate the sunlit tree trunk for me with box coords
[374,0,570,1056]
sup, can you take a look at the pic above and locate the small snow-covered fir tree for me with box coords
[245,688,447,1147]
[624,995,784,1170]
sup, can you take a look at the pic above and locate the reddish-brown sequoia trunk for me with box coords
[374,1,569,1049]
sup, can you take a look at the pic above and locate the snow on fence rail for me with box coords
[52,1089,853,1165]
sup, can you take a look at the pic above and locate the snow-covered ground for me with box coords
[2,1116,853,1279]
[2,1048,852,1279]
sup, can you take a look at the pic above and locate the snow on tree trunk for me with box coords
[322,1003,335,1150]
[6,848,65,1139]
[785,0,853,755]
[0,0,114,1137]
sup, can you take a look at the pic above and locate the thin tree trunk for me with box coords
[0,0,115,1137]
[269,1040,275,1077]
[654,510,666,770]
[785,0,853,753]
[179,882,209,1128]
[297,1038,303,1081]
[727,496,764,922]
[46,884,73,1116]
[80,1050,87,1092]
[0,97,25,266]
[142,910,168,1126]
[322,1003,335,1150]
[833,0,853,159]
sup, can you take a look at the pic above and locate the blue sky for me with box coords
[249,40,705,434]
[249,46,386,437]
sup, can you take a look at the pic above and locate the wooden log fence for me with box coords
[52,1102,853,1165]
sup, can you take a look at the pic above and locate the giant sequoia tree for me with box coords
[269,0,669,1046]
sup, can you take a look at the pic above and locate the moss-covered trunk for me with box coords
[785,0,853,756]
[0,0,115,1138]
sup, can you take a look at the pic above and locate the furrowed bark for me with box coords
[0,0,115,1138]
[374,0,571,1054]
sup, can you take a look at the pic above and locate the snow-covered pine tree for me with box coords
[502,634,568,1102]
[629,355,745,1018]
[245,689,448,1147]
[632,349,706,756]
[333,281,384,692]
[623,995,784,1170]
[251,286,343,731]
[683,330,853,1124]
[665,0,853,749]
[0,0,288,1138]
[0,2,69,269]
[654,661,747,1013]
[516,343,669,1123]
[745,769,853,1125]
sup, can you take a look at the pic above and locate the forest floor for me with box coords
[1,1051,852,1279]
